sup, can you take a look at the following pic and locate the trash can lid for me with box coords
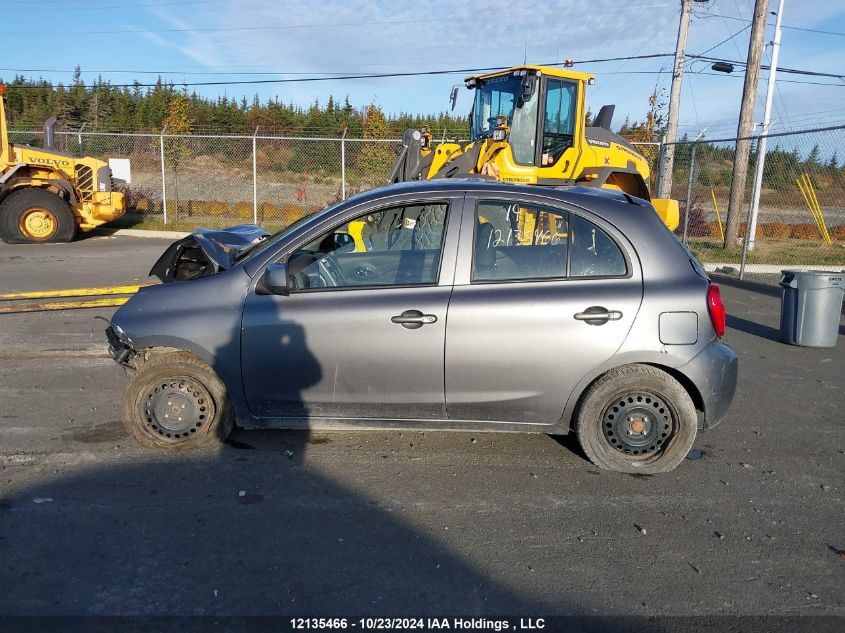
[780,269,844,290]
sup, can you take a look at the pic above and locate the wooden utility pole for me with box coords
[657,0,693,199]
[746,0,785,252]
[723,0,769,248]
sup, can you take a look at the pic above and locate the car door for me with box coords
[445,194,643,425]
[241,196,462,422]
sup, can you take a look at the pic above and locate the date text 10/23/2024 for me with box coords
[290,618,547,631]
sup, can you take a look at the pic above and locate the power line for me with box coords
[590,7,681,99]
[4,67,842,90]
[694,71,844,87]
[0,54,677,85]
[0,54,675,78]
[1,53,841,90]
[0,0,230,11]
[696,24,750,56]
[687,54,845,80]
[693,10,845,37]
[0,17,445,35]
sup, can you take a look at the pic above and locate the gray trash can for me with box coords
[779,270,844,348]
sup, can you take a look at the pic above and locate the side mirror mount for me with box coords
[332,231,355,253]
[519,75,537,107]
[449,85,459,111]
[264,262,289,296]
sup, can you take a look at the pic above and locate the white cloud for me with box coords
[134,0,845,130]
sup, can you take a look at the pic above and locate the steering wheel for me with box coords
[288,251,344,289]
[316,254,345,287]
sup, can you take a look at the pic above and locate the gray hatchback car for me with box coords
[106,180,737,473]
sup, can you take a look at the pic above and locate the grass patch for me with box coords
[688,238,845,266]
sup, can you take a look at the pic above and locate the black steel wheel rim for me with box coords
[601,392,675,457]
[141,378,213,442]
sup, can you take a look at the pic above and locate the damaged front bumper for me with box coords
[106,324,136,365]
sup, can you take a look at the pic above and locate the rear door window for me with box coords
[473,200,569,281]
[472,199,627,282]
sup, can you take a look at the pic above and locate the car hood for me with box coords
[149,224,271,282]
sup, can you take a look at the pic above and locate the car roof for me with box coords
[346,179,649,223]
[351,177,636,203]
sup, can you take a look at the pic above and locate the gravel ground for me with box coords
[0,237,842,621]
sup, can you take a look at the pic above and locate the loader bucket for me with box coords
[651,198,680,232]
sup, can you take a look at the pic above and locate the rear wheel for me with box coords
[0,188,77,244]
[121,351,234,449]
[575,365,697,473]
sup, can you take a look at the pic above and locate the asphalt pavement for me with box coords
[0,235,843,620]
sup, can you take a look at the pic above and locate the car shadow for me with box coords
[0,448,538,615]
[0,438,663,625]
[549,431,590,463]
[725,314,782,342]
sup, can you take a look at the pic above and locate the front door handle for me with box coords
[574,306,623,326]
[391,309,437,330]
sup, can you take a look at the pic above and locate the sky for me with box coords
[0,0,843,137]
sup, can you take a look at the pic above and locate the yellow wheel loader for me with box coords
[388,65,679,230]
[0,84,126,244]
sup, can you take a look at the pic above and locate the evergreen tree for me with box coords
[806,143,821,167]
[359,103,392,180]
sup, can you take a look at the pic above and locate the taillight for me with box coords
[707,283,726,338]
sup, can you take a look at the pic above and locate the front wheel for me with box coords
[121,351,234,449]
[575,365,697,474]
[0,188,77,244]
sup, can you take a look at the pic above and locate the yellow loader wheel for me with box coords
[0,188,77,244]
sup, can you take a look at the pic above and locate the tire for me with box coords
[0,188,77,244]
[121,351,234,449]
[575,364,697,474]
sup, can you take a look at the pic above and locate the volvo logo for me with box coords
[28,157,71,167]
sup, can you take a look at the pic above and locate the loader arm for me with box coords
[388,129,433,183]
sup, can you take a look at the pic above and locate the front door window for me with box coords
[288,203,449,290]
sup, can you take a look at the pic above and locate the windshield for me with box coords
[471,74,538,165]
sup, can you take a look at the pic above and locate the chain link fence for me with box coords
[655,125,845,284]
[9,129,402,232]
[9,126,844,284]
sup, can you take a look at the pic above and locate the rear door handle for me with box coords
[574,306,623,325]
[391,309,437,329]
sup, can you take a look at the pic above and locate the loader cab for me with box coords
[466,66,592,170]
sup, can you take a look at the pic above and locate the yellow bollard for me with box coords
[710,189,724,241]
[797,177,827,244]
[802,174,832,246]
